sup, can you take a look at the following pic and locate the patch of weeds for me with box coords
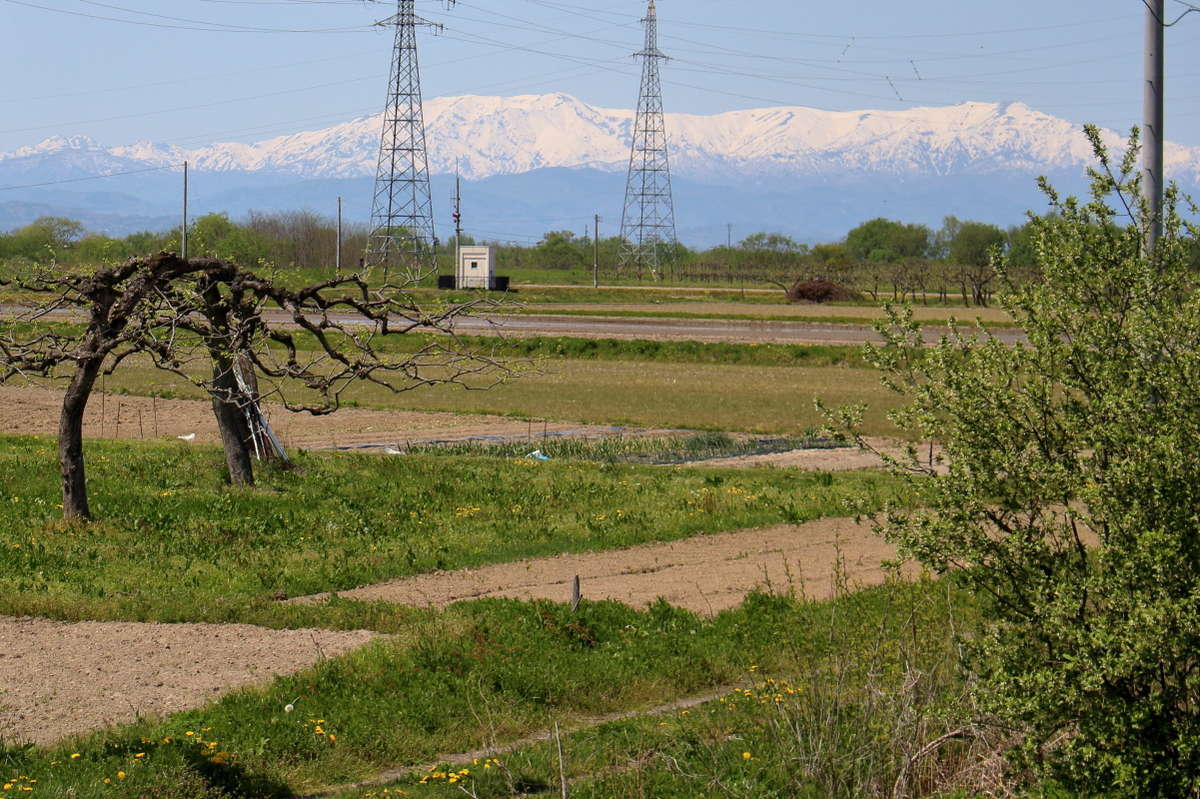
[0,435,909,625]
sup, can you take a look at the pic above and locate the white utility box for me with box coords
[455,245,496,289]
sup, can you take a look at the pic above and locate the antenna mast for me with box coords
[618,0,678,279]
[365,0,453,278]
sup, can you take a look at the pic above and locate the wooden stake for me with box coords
[571,576,581,612]
[554,722,569,799]
[152,395,159,437]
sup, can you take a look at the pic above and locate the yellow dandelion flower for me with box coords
[70,753,81,759]
[742,752,752,760]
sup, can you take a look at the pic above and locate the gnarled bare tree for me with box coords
[0,252,507,520]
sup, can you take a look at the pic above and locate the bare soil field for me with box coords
[685,440,895,471]
[294,517,908,616]
[0,619,376,745]
[0,385,641,451]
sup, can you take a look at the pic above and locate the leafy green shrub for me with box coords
[840,128,1200,796]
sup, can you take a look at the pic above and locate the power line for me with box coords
[0,0,377,33]
[654,13,1130,42]
[0,51,378,105]
[1142,0,1200,27]
[0,164,175,192]
[0,73,384,135]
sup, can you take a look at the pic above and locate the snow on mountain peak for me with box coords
[4,93,1199,183]
[7,134,103,159]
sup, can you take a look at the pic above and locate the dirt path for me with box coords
[0,385,644,452]
[293,517,904,616]
[0,619,376,746]
[298,682,752,799]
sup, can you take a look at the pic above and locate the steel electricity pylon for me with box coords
[618,0,677,278]
[366,0,452,277]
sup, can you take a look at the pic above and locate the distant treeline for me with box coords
[7,210,1196,307]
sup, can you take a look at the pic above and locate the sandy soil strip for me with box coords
[685,440,945,473]
[0,619,376,746]
[0,385,643,451]
[685,442,888,471]
[293,517,904,616]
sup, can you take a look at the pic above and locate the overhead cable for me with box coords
[0,164,176,193]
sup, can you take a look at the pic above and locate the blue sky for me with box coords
[2,0,1199,153]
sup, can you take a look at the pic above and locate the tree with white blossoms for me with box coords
[830,127,1200,796]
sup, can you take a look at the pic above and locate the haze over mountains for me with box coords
[1,93,1192,246]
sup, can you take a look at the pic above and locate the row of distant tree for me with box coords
[8,210,1195,306]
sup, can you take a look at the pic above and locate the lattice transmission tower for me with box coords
[618,0,677,278]
[365,0,453,277]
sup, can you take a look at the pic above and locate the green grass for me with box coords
[451,337,869,368]
[0,581,977,799]
[3,318,872,370]
[86,356,899,438]
[0,435,907,624]
[397,432,843,465]
[248,266,789,297]
[363,581,983,799]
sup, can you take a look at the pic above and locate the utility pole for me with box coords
[453,163,463,251]
[181,161,189,260]
[1145,0,1165,251]
[727,223,734,289]
[336,196,343,274]
[593,214,600,288]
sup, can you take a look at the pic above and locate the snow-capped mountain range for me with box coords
[1,93,1193,243]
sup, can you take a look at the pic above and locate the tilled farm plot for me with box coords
[294,517,906,615]
[0,385,640,451]
[0,618,376,745]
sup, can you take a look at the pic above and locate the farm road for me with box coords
[293,517,909,616]
[421,313,1023,346]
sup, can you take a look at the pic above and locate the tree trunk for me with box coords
[59,357,104,521]
[210,355,255,486]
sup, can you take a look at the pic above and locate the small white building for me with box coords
[455,245,496,289]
